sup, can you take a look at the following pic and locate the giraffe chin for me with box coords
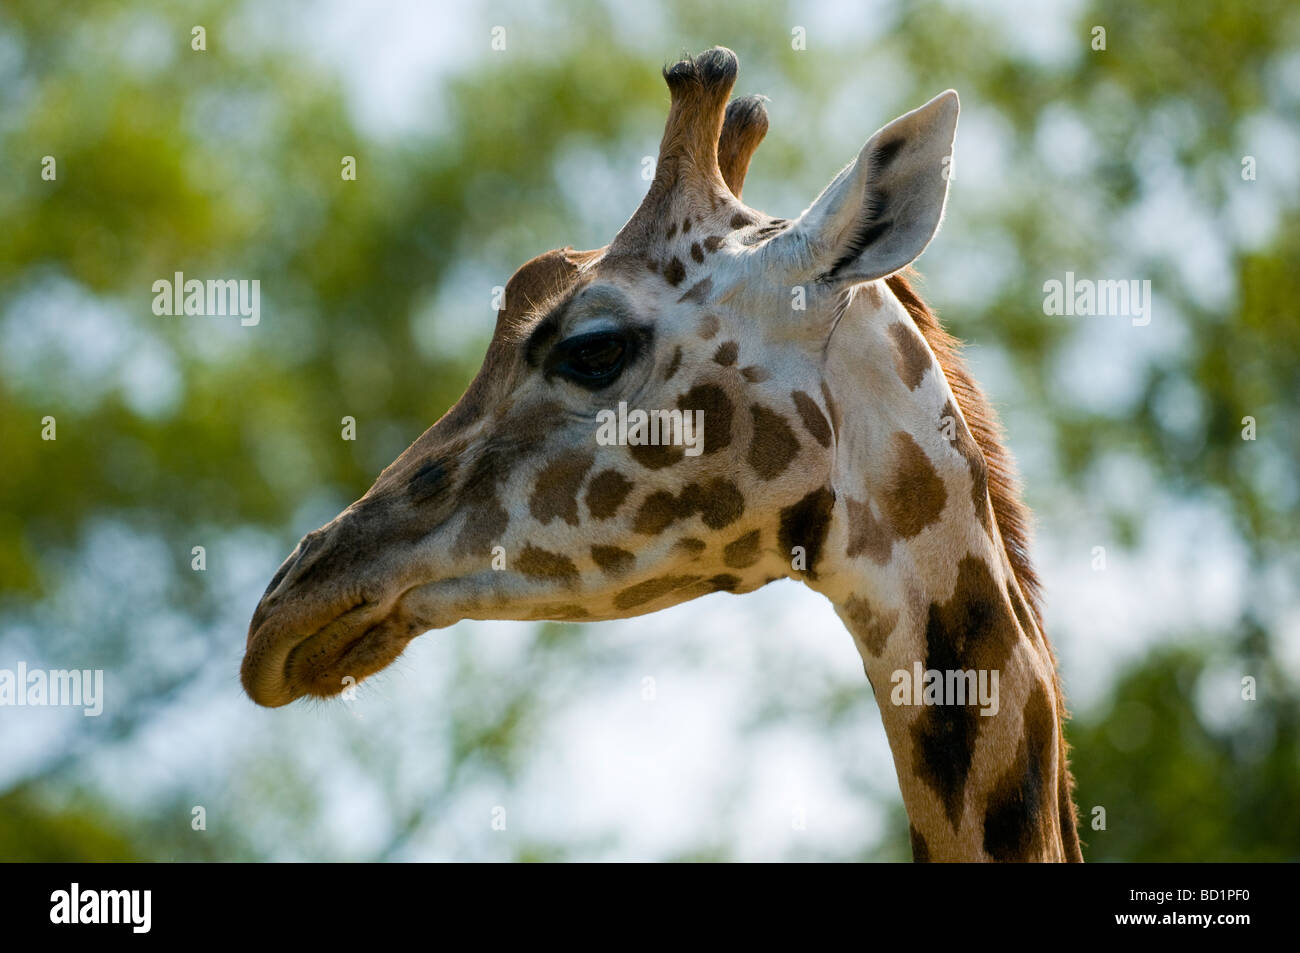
[242,596,459,707]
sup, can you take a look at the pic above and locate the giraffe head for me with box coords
[242,47,959,707]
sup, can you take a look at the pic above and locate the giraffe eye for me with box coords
[550,331,630,388]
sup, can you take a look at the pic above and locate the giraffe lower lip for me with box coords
[280,595,453,701]
[243,582,462,707]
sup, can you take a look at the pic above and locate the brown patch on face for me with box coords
[845,497,894,565]
[630,441,686,470]
[747,404,800,480]
[882,432,946,539]
[730,212,754,229]
[697,314,720,339]
[679,276,713,304]
[633,479,745,535]
[696,479,745,529]
[861,281,884,309]
[406,456,456,505]
[778,486,835,580]
[645,259,659,273]
[713,341,738,366]
[939,400,991,534]
[842,594,899,656]
[591,545,635,577]
[740,366,769,383]
[666,222,677,239]
[909,555,1022,829]
[678,383,733,455]
[585,469,633,520]
[703,235,724,252]
[516,544,580,587]
[887,322,933,390]
[983,681,1056,861]
[633,490,681,535]
[663,346,683,381]
[790,390,831,448]
[528,452,594,526]
[663,257,686,286]
[681,216,692,233]
[690,242,705,263]
[614,574,702,610]
[723,529,761,569]
[675,537,706,556]
[706,573,740,592]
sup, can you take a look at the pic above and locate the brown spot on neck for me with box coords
[842,594,899,656]
[747,404,800,479]
[887,321,933,390]
[983,682,1057,860]
[909,825,930,863]
[791,390,832,448]
[909,555,1021,829]
[881,432,946,538]
[845,497,895,565]
[778,486,835,580]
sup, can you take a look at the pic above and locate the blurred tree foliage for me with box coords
[0,0,1297,860]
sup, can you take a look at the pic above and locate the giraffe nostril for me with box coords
[250,532,324,638]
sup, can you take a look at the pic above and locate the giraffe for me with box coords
[241,47,1082,863]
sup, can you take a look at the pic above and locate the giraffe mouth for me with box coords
[242,589,450,707]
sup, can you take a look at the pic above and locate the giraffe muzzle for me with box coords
[242,585,432,707]
[241,517,433,706]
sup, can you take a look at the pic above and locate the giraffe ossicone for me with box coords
[242,47,1082,862]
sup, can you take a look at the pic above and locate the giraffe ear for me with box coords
[779,90,958,284]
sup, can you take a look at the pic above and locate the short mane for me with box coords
[889,269,1083,861]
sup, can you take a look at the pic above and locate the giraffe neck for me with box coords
[809,282,1079,862]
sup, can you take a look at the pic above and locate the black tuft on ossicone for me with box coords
[663,46,738,92]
